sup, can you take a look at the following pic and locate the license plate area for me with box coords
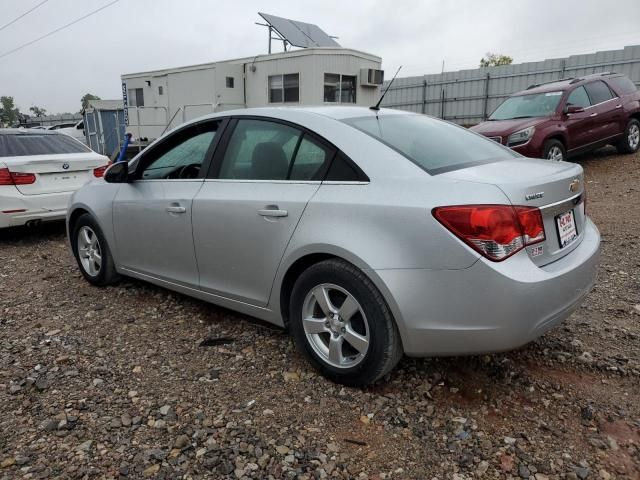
[556,209,578,248]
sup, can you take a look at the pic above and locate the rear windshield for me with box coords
[0,133,90,157]
[343,114,517,175]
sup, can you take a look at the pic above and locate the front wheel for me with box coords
[616,118,640,154]
[289,259,403,386]
[71,213,119,286]
[543,139,566,162]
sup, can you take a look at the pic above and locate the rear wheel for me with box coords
[616,118,640,154]
[543,139,566,162]
[289,259,403,386]
[71,213,119,286]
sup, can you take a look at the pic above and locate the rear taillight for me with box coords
[433,205,545,262]
[93,163,110,178]
[0,168,36,185]
[0,168,12,186]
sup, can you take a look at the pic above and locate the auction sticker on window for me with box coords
[556,210,578,248]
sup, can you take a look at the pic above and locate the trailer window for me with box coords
[269,74,299,103]
[324,74,357,103]
[127,88,144,107]
[226,77,235,88]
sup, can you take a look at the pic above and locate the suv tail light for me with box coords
[93,162,111,178]
[433,205,545,261]
[0,168,36,185]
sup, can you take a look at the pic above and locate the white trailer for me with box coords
[121,47,383,141]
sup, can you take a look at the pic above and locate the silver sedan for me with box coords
[67,107,600,386]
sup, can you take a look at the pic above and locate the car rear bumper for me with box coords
[0,190,71,228]
[375,218,600,356]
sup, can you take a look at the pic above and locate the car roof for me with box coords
[196,105,413,123]
[0,128,61,135]
[512,72,624,96]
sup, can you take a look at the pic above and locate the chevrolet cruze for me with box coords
[67,107,600,386]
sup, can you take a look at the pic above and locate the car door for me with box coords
[112,120,223,288]
[563,85,594,151]
[584,80,621,141]
[192,117,335,306]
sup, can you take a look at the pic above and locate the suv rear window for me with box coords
[608,76,637,96]
[0,133,90,157]
[343,114,518,175]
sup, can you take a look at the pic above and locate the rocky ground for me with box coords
[1,148,639,480]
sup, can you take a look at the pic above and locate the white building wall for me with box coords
[122,48,382,141]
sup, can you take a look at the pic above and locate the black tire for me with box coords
[71,213,119,286]
[289,259,403,386]
[542,139,566,162]
[616,118,640,154]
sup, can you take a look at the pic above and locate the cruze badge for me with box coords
[525,192,544,201]
[569,178,580,192]
[62,163,70,170]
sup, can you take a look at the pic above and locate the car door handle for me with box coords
[258,206,288,217]
[615,104,622,109]
[589,112,598,117]
[166,206,186,214]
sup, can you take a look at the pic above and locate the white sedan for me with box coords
[0,129,109,228]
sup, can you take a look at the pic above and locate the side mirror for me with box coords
[104,161,129,183]
[565,105,585,114]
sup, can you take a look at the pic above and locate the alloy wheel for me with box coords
[547,146,564,161]
[77,226,102,276]
[628,123,640,150]
[301,283,370,369]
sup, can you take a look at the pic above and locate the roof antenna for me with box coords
[370,65,402,111]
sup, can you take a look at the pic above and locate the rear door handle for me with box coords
[258,206,288,217]
[615,104,622,109]
[166,205,186,214]
[589,112,598,117]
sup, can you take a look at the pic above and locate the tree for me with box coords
[480,53,513,68]
[29,105,47,117]
[0,96,19,126]
[81,93,101,111]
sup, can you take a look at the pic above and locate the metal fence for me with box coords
[380,44,640,125]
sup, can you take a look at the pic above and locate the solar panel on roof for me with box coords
[258,12,340,48]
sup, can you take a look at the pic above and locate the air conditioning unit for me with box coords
[360,68,384,87]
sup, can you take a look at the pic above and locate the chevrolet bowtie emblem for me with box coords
[569,178,580,192]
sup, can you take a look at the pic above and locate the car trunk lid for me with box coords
[3,153,105,195]
[440,158,586,266]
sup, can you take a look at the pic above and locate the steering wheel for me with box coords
[175,163,201,179]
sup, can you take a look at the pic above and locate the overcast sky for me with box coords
[2,0,640,114]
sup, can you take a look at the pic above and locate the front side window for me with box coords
[344,114,518,175]
[489,91,563,120]
[0,133,90,157]
[566,86,591,109]
[127,88,144,107]
[584,81,614,105]
[140,123,218,180]
[268,74,299,103]
[324,74,357,103]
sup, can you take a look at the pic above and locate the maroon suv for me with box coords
[471,73,640,162]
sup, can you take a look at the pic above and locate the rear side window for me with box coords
[585,81,614,105]
[325,152,364,181]
[343,114,518,175]
[0,133,90,157]
[567,86,591,108]
[289,135,333,181]
[219,119,301,180]
[608,76,637,95]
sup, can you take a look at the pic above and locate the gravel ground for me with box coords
[1,148,639,480]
